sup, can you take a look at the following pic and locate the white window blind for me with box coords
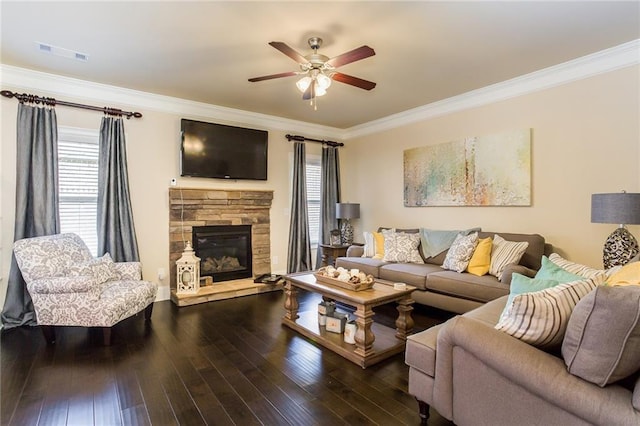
[306,157,321,245]
[57,127,99,256]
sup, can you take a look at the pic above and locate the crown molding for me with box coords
[2,39,638,142]
[0,65,343,140]
[342,39,640,140]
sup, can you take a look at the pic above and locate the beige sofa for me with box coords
[336,231,546,313]
[406,291,640,425]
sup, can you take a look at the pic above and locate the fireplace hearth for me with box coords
[193,225,252,282]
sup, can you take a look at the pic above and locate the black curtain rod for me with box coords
[1,90,143,119]
[286,134,343,147]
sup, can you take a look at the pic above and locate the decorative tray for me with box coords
[313,273,374,292]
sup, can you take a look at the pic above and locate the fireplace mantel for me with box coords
[168,188,273,297]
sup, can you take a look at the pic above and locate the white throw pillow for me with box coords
[489,235,529,280]
[383,232,424,264]
[495,275,602,348]
[442,232,479,273]
[362,232,376,258]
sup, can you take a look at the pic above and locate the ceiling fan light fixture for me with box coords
[296,76,312,93]
[316,72,332,90]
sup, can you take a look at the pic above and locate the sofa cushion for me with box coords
[489,235,529,280]
[495,275,602,348]
[535,256,585,282]
[372,232,385,259]
[424,250,449,266]
[562,285,640,387]
[466,237,492,276]
[478,232,545,270]
[426,271,509,303]
[379,263,443,290]
[383,231,424,264]
[500,273,562,321]
[79,253,120,284]
[548,253,605,279]
[362,231,376,257]
[335,257,387,277]
[606,261,640,286]
[442,232,479,273]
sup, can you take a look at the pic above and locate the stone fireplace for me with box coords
[169,188,273,298]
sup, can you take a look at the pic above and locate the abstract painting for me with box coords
[404,129,531,206]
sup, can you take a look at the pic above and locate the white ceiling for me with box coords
[1,1,638,129]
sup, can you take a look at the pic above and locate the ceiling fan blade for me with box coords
[269,41,309,64]
[326,45,375,68]
[248,71,298,82]
[331,72,376,91]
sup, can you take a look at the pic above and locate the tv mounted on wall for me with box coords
[180,119,268,180]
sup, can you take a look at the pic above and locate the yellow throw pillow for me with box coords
[606,262,640,286]
[372,232,385,259]
[467,237,492,276]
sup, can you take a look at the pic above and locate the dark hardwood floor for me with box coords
[1,289,455,426]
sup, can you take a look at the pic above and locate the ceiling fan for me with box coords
[248,37,376,102]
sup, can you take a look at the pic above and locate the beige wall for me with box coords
[1,65,638,309]
[342,65,640,268]
[0,87,323,307]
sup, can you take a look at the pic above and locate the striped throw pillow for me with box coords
[489,235,529,280]
[548,253,605,279]
[495,275,603,348]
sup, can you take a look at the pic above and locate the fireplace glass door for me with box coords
[192,225,252,282]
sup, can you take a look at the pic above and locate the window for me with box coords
[57,127,99,256]
[306,156,321,245]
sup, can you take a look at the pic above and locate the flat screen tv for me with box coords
[180,119,268,180]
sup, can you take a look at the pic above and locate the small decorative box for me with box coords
[326,312,347,333]
[318,301,335,316]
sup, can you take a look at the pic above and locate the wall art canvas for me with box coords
[404,129,531,206]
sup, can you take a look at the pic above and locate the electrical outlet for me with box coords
[272,256,279,265]
[157,268,166,280]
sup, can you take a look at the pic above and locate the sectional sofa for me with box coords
[405,284,640,425]
[336,230,546,313]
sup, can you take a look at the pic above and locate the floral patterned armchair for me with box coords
[13,233,157,345]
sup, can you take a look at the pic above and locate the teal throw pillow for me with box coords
[535,256,585,282]
[500,273,561,321]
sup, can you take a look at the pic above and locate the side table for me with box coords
[319,244,350,267]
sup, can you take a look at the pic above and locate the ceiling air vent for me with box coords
[35,42,88,62]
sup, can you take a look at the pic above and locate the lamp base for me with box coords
[340,220,354,245]
[603,226,639,269]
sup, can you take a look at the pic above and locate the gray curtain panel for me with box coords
[97,116,140,262]
[315,146,341,267]
[1,104,60,329]
[287,142,312,273]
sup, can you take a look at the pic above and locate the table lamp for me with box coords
[591,191,640,269]
[336,203,360,245]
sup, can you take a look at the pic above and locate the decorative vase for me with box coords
[341,220,354,245]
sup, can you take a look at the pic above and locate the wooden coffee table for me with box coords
[282,272,415,368]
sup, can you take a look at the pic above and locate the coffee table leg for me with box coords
[395,297,415,340]
[283,280,299,321]
[354,305,375,358]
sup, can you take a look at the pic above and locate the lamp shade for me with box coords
[336,203,360,220]
[591,193,640,225]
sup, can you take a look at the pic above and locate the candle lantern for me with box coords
[176,241,200,294]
